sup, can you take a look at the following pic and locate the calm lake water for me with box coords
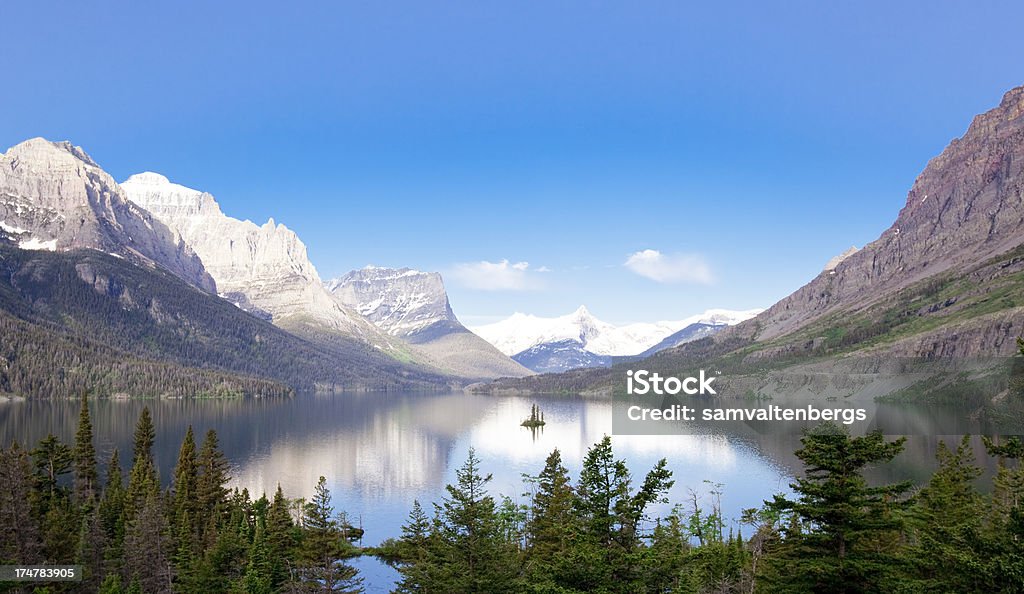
[0,391,1009,592]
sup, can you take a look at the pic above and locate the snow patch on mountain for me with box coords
[121,172,375,337]
[326,267,456,337]
[471,306,762,357]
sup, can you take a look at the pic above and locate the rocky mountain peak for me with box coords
[0,138,215,291]
[737,85,1024,341]
[4,137,100,169]
[327,266,456,337]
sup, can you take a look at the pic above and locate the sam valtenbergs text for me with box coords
[626,404,868,425]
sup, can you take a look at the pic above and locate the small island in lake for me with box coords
[521,403,546,427]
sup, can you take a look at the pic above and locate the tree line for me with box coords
[380,430,1024,593]
[0,396,363,593]
[2,396,1024,592]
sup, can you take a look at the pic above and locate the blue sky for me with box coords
[3,1,1023,325]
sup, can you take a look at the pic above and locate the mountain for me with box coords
[0,139,215,291]
[472,306,760,357]
[638,321,728,357]
[479,85,1024,402]
[0,244,453,398]
[120,172,415,357]
[471,306,760,373]
[327,267,532,379]
[511,340,613,374]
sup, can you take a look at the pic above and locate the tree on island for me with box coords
[521,403,546,428]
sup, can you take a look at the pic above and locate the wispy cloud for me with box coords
[624,249,713,284]
[450,259,543,291]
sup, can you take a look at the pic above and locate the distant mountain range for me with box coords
[327,267,530,379]
[470,306,761,373]
[479,85,1024,403]
[0,139,531,397]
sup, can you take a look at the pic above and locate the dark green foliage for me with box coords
[523,448,575,584]
[0,245,451,398]
[763,426,911,593]
[905,435,987,592]
[0,441,42,564]
[73,392,99,504]
[0,409,365,593]
[195,429,231,547]
[296,476,363,592]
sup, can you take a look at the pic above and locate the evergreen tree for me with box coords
[171,425,200,588]
[394,500,434,594]
[77,507,109,590]
[127,407,159,513]
[73,392,99,504]
[523,448,576,587]
[100,448,128,578]
[196,428,231,546]
[124,490,172,593]
[266,484,297,589]
[32,433,72,501]
[297,476,363,592]
[431,449,521,593]
[981,435,1024,590]
[0,441,43,564]
[763,426,911,593]
[569,436,673,592]
[242,518,273,594]
[905,436,986,591]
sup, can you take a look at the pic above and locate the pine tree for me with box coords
[0,441,43,564]
[171,425,200,586]
[982,435,1024,590]
[763,426,911,593]
[196,428,230,546]
[242,518,273,594]
[99,448,127,577]
[126,407,159,513]
[32,433,73,501]
[124,490,172,593]
[73,392,99,505]
[297,476,363,592]
[906,435,986,592]
[266,484,296,589]
[432,449,521,593]
[77,507,109,590]
[523,448,576,585]
[570,435,673,592]
[394,500,435,594]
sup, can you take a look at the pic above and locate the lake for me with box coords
[0,391,1008,592]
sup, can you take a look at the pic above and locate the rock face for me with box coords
[327,267,457,337]
[328,267,532,379]
[0,139,215,291]
[746,86,1024,343]
[121,172,382,341]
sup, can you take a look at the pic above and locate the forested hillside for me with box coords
[0,245,453,398]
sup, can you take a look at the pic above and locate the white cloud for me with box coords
[624,249,713,284]
[536,266,553,273]
[450,259,541,291]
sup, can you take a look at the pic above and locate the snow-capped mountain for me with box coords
[120,172,391,344]
[327,266,532,379]
[638,322,729,357]
[512,340,613,374]
[327,267,457,337]
[0,139,215,291]
[471,306,761,373]
[471,306,761,357]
